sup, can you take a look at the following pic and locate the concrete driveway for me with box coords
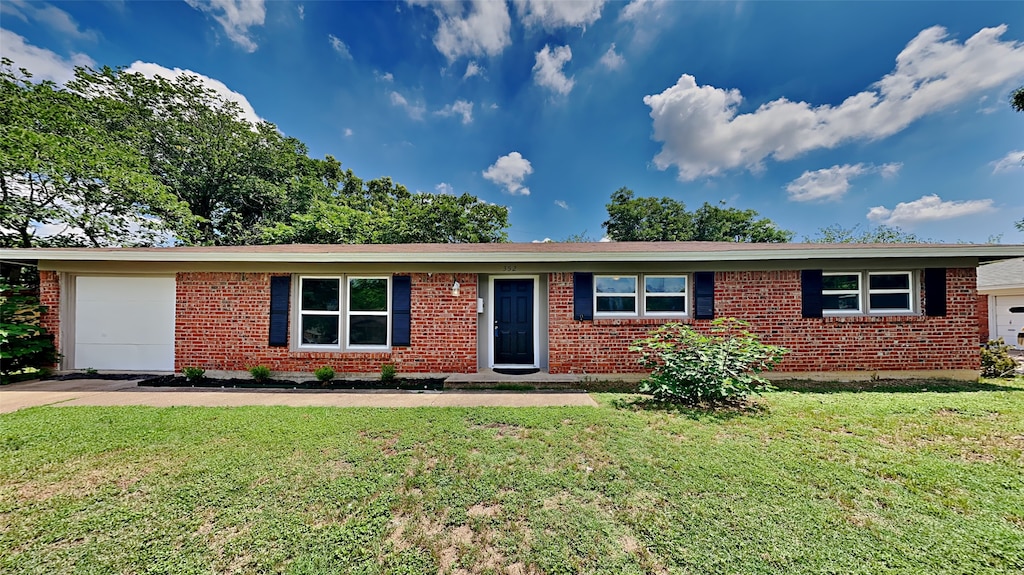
[0,379,598,413]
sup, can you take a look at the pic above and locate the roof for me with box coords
[978,257,1024,290]
[2,241,1023,264]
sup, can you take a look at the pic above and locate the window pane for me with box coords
[596,296,636,312]
[595,276,636,294]
[645,276,686,294]
[301,314,339,345]
[870,293,911,311]
[869,273,910,290]
[349,278,388,312]
[302,279,339,311]
[823,274,859,291]
[646,296,686,312]
[822,294,860,311]
[349,315,388,346]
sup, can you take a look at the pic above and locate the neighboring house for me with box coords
[2,242,1022,381]
[978,257,1024,349]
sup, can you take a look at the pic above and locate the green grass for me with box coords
[1,378,1022,574]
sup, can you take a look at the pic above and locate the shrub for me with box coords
[248,365,271,382]
[380,363,397,383]
[314,365,335,383]
[981,339,1017,378]
[0,281,58,383]
[182,366,205,382]
[630,318,788,404]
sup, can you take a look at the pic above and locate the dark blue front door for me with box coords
[494,279,534,365]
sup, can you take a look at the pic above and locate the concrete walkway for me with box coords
[0,379,598,413]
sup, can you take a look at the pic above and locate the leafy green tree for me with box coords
[1012,86,1024,112]
[602,188,791,242]
[0,61,186,251]
[805,223,928,243]
[0,281,58,383]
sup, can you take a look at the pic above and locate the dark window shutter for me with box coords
[269,276,290,347]
[693,271,715,319]
[801,270,823,318]
[391,275,412,346]
[573,272,593,321]
[924,268,947,317]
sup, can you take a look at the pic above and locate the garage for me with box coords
[994,295,1024,350]
[73,276,176,371]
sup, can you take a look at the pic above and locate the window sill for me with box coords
[821,314,925,323]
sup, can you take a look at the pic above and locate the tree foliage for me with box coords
[602,188,792,242]
[1012,86,1024,113]
[805,223,928,244]
[0,60,186,250]
[0,281,58,382]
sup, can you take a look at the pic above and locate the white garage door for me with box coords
[994,295,1024,350]
[74,276,176,371]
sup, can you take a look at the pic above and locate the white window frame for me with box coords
[594,275,639,318]
[822,272,863,315]
[297,276,343,350]
[643,275,689,318]
[295,275,392,351]
[346,276,391,350]
[867,271,914,313]
[822,271,918,316]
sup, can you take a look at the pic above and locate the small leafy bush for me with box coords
[380,363,397,383]
[314,365,335,383]
[630,318,788,404]
[182,366,205,382]
[981,339,1017,378]
[248,365,271,382]
[0,282,58,383]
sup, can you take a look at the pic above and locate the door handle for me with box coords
[494,321,499,338]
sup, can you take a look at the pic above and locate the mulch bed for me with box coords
[138,375,446,391]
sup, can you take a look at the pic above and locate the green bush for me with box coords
[182,366,205,382]
[380,363,397,383]
[314,365,335,383]
[630,319,788,404]
[981,339,1017,378]
[0,282,58,383]
[248,365,271,382]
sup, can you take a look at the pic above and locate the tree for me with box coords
[602,188,792,242]
[0,61,186,251]
[804,224,928,243]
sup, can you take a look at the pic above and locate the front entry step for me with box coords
[444,370,587,390]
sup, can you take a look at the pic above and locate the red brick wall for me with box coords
[977,295,990,342]
[174,272,477,374]
[547,268,980,374]
[38,270,60,362]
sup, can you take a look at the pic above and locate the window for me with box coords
[595,275,637,316]
[297,275,390,349]
[644,275,687,315]
[347,277,389,348]
[822,271,915,315]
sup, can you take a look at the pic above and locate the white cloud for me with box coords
[554,200,569,209]
[531,238,554,243]
[786,162,902,202]
[435,182,455,195]
[867,194,995,226]
[991,150,1024,173]
[600,43,624,71]
[410,0,511,61]
[464,61,484,79]
[328,34,352,59]
[185,0,266,52]
[435,99,474,124]
[375,71,394,82]
[532,44,574,96]
[515,0,606,29]
[1,0,98,41]
[644,25,1024,180]
[297,4,304,19]
[344,128,353,137]
[389,91,426,120]
[483,152,533,196]
[126,61,263,124]
[620,0,667,21]
[0,29,95,84]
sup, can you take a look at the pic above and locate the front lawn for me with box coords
[1,379,1022,574]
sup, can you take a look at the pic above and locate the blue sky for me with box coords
[2,0,1023,243]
